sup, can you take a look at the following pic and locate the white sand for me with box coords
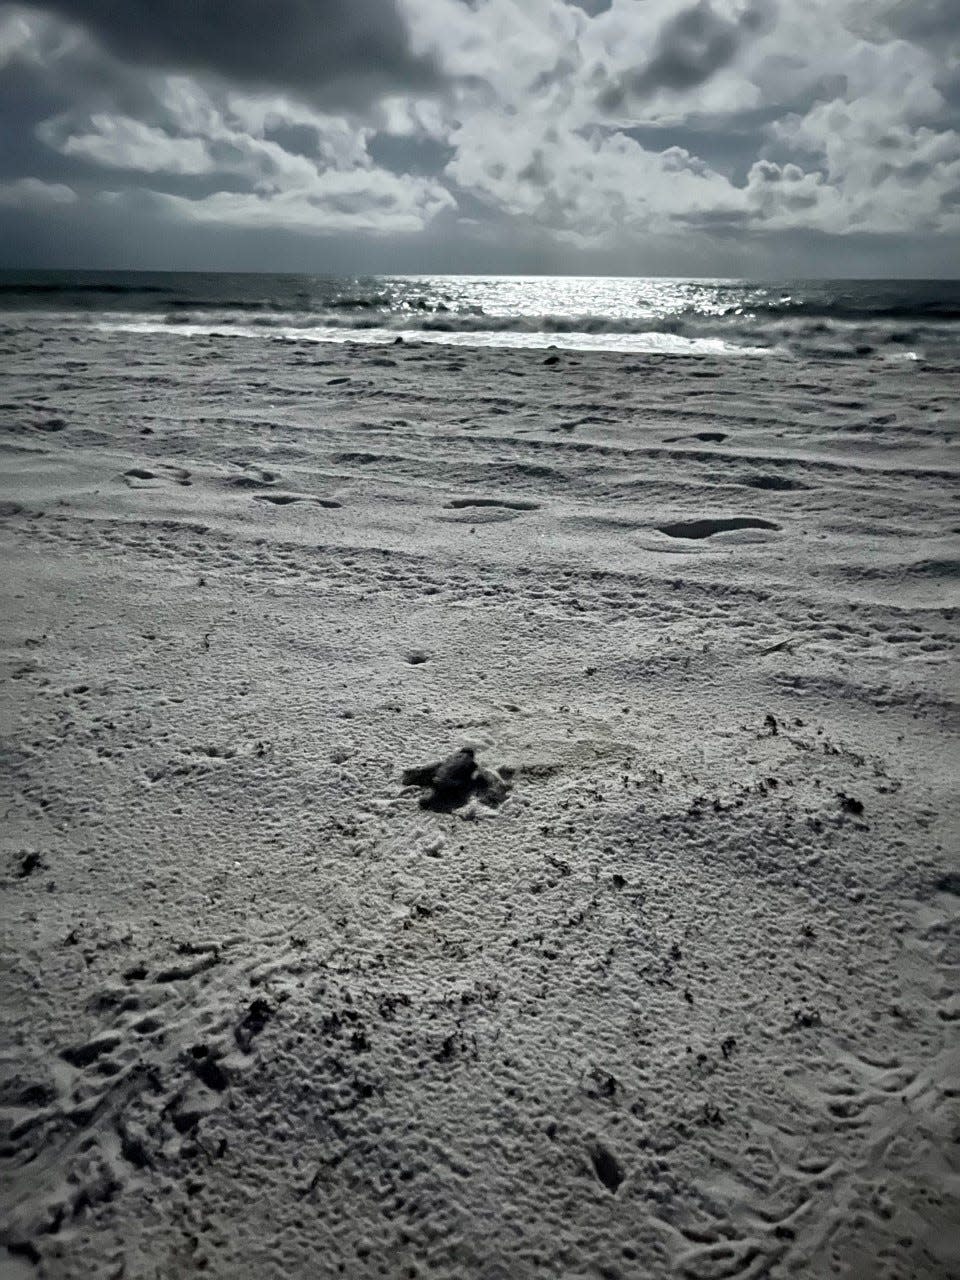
[1,329,958,1279]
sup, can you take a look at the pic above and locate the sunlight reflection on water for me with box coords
[3,271,953,359]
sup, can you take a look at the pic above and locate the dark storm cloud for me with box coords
[571,0,614,14]
[624,120,767,185]
[15,0,440,101]
[0,18,163,186]
[882,0,960,43]
[367,132,456,179]
[598,0,773,111]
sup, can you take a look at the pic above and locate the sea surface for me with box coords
[1,270,958,360]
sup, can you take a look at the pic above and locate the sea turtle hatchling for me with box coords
[402,746,511,811]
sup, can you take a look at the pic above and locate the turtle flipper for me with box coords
[403,747,478,811]
[402,761,441,788]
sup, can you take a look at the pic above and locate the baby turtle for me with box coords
[402,747,510,811]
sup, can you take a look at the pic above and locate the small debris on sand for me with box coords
[588,1141,624,1194]
[838,792,865,816]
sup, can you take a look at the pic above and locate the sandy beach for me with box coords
[1,323,959,1279]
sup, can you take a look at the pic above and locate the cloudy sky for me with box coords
[0,0,958,275]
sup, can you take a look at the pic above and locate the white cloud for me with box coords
[153,169,455,235]
[0,176,77,205]
[41,112,214,174]
[446,115,740,244]
[0,2,90,68]
[0,7,35,64]
[771,97,960,233]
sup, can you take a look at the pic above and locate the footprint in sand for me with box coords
[446,498,540,511]
[253,492,342,508]
[663,431,728,443]
[123,468,158,487]
[223,469,278,491]
[438,497,541,524]
[744,474,808,491]
[123,466,192,489]
[658,517,781,540]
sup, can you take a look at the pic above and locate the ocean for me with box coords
[1,271,958,360]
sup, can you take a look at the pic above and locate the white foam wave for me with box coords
[90,318,771,358]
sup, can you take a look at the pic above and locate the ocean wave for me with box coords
[88,317,771,357]
[154,307,789,337]
[0,281,172,297]
[0,306,933,360]
[141,307,948,358]
[718,301,960,322]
